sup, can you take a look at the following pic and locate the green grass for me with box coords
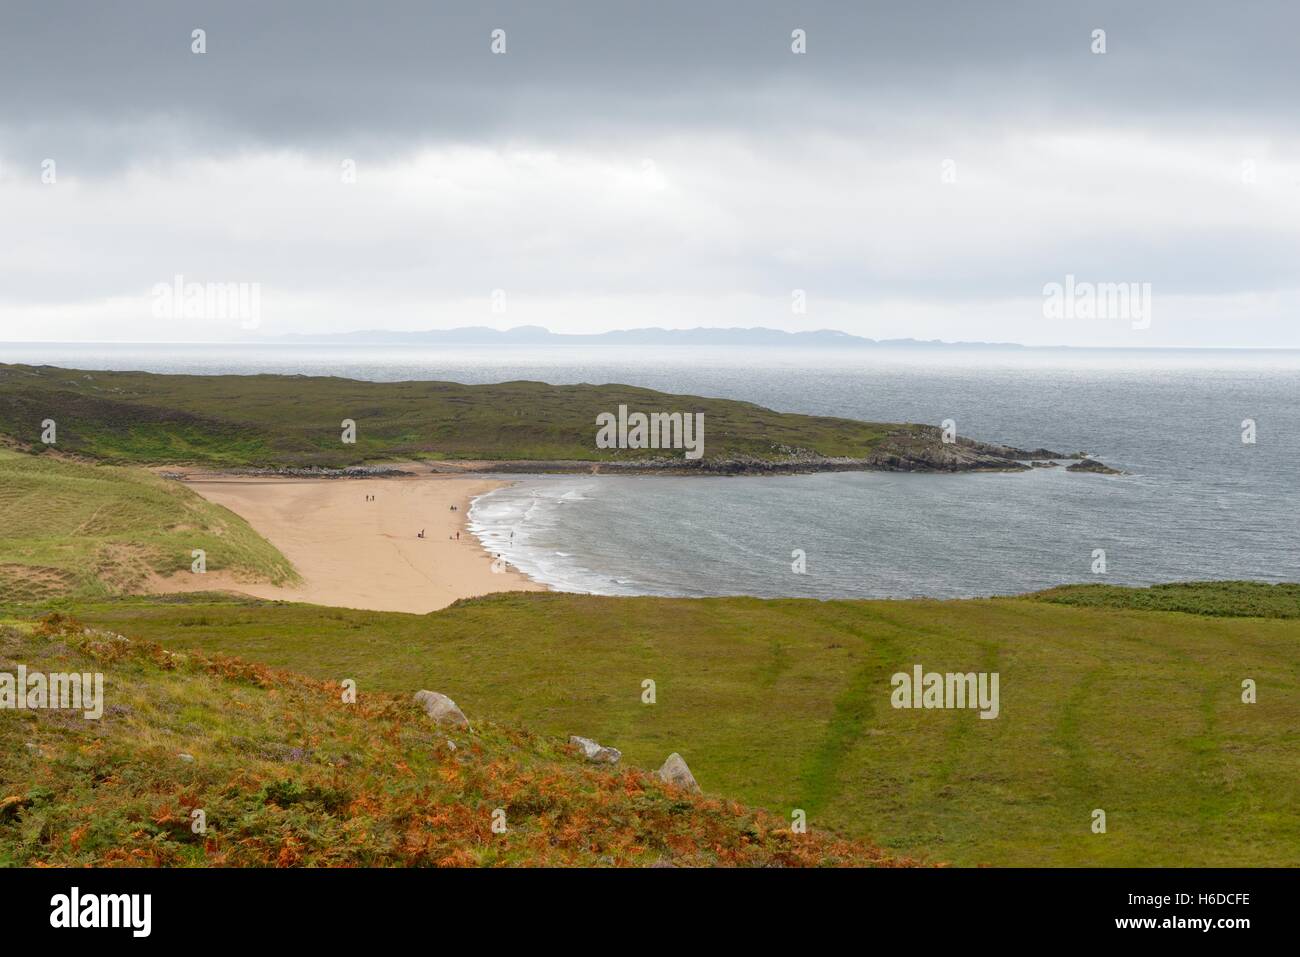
[15,586,1295,867]
[0,448,297,602]
[0,363,903,467]
[0,614,902,867]
[1032,580,1300,619]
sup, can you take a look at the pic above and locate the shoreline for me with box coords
[151,461,1126,611]
[151,472,547,613]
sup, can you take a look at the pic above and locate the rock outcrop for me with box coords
[424,428,1079,477]
[1066,458,1124,475]
[569,735,622,764]
[862,429,1075,473]
[413,690,469,728]
[655,752,701,793]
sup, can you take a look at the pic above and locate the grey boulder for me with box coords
[413,690,469,728]
[655,752,700,793]
[569,735,622,764]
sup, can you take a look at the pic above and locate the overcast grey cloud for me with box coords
[2,1,1298,345]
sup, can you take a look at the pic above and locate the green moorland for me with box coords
[0,363,901,467]
[6,584,1296,867]
[0,447,297,603]
[0,614,904,867]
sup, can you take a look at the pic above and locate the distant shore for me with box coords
[0,362,1103,475]
[160,441,1097,480]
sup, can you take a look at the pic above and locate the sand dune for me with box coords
[151,475,544,613]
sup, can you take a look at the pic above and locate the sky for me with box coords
[1,1,1298,347]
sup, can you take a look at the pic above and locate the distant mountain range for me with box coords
[261,326,1026,349]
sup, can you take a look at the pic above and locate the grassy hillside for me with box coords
[0,448,296,602]
[16,586,1296,867]
[0,363,902,468]
[0,613,904,867]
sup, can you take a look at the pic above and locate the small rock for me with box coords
[413,690,469,729]
[178,753,194,763]
[1066,457,1124,475]
[569,735,621,764]
[445,739,457,751]
[655,752,701,793]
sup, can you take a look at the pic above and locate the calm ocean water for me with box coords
[6,342,1298,597]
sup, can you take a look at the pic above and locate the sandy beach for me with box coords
[150,474,545,613]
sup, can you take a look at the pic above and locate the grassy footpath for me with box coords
[0,448,296,602]
[0,364,898,467]
[0,614,904,866]
[10,586,1295,867]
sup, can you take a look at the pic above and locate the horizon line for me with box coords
[4,338,1300,353]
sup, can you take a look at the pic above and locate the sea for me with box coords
[5,341,1297,599]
